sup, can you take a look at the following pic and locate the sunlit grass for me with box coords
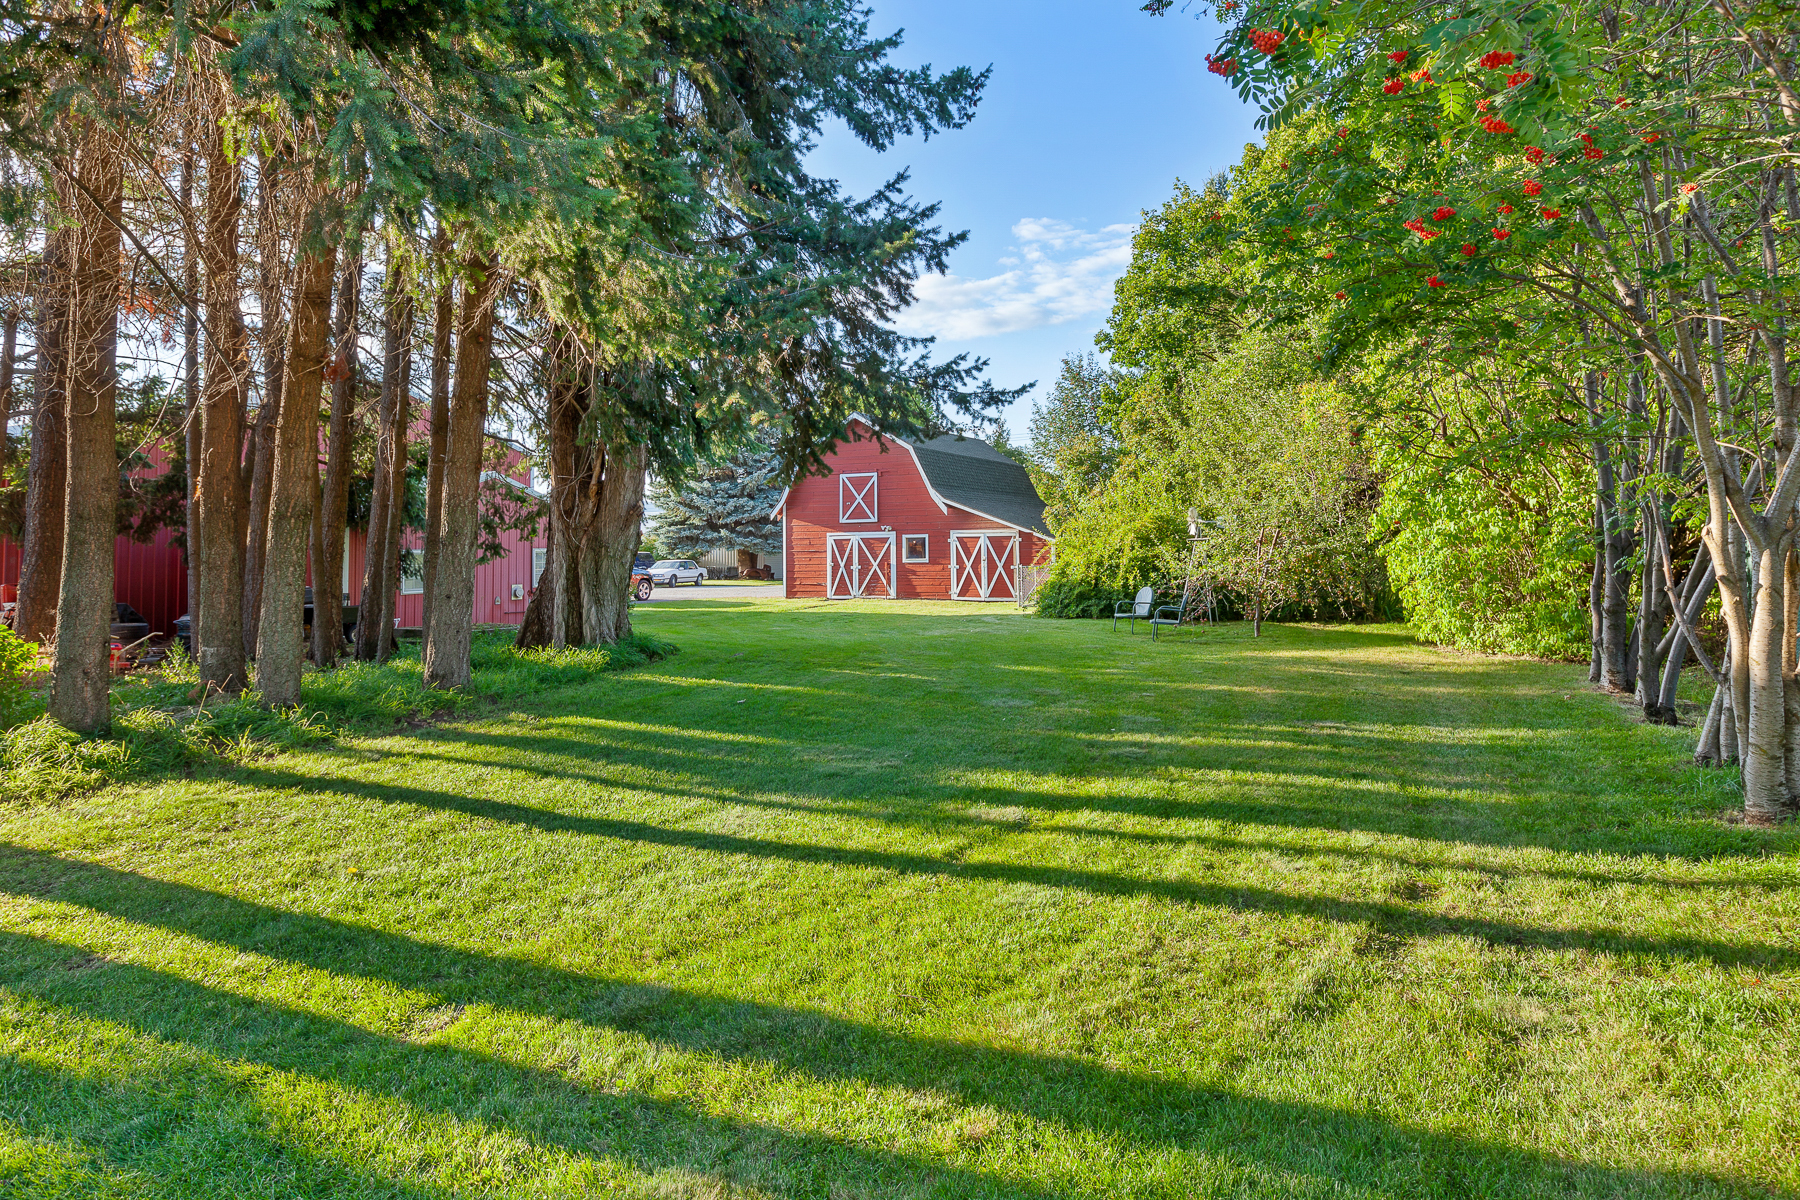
[2,601,1795,1198]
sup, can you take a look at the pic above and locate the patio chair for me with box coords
[1113,586,1155,633]
[1148,590,1188,640]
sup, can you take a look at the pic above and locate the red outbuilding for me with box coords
[776,417,1052,601]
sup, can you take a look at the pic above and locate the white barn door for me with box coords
[826,533,897,599]
[949,531,1020,601]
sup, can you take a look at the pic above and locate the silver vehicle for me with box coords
[648,559,708,586]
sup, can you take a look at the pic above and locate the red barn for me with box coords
[777,417,1052,601]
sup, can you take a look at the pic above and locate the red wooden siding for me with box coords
[782,419,1050,601]
[2,446,545,637]
[1,447,189,634]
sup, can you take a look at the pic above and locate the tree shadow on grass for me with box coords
[388,701,1762,865]
[0,847,1777,1199]
[215,767,1795,973]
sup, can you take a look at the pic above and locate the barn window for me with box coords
[902,535,928,562]
[532,547,547,586]
[839,472,878,523]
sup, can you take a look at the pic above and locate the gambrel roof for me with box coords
[770,417,1053,538]
[898,433,1051,537]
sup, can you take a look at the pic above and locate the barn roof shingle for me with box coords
[899,433,1051,537]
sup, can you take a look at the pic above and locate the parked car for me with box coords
[634,552,654,571]
[632,571,654,602]
[647,559,707,586]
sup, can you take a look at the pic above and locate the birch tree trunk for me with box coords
[256,222,336,707]
[49,129,123,732]
[195,104,251,692]
[422,251,498,690]
[13,227,71,647]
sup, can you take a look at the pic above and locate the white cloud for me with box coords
[893,218,1136,340]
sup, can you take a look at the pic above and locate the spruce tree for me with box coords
[647,445,784,577]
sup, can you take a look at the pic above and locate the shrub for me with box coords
[1035,577,1143,619]
[0,624,44,730]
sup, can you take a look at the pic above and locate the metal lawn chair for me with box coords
[1113,586,1154,633]
[1148,590,1188,640]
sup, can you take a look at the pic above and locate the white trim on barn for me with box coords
[949,530,1020,602]
[838,472,879,522]
[826,532,896,599]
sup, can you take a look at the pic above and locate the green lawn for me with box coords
[3,599,1796,1199]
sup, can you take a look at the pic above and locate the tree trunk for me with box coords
[195,110,251,693]
[1587,537,1604,684]
[1743,539,1791,821]
[49,131,123,732]
[311,256,361,668]
[0,310,18,467]
[421,227,454,635]
[514,543,553,649]
[355,255,412,661]
[1635,510,1669,718]
[577,440,647,645]
[13,228,70,647]
[243,151,286,664]
[256,229,336,706]
[546,327,586,648]
[422,251,498,689]
[182,135,201,657]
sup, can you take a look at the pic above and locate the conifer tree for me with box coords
[646,445,785,576]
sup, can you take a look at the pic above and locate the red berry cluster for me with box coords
[1403,217,1442,240]
[1523,180,1543,196]
[1492,228,1511,240]
[1388,50,1408,63]
[1248,28,1284,53]
[1460,243,1477,256]
[1383,78,1404,94]
[1479,50,1517,69]
[1432,206,1456,221]
[1496,204,1514,214]
[1524,146,1546,164]
[1411,68,1434,82]
[1427,276,1447,288]
[1206,53,1238,76]
[1479,116,1516,134]
[1505,71,1533,87]
[1541,208,1562,219]
[1584,146,1605,160]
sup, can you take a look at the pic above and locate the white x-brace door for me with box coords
[949,531,1020,601]
[826,533,897,599]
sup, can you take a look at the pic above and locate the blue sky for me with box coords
[807,0,1261,442]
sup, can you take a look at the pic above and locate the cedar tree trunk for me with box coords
[256,231,336,706]
[311,256,360,668]
[49,133,122,732]
[13,228,70,646]
[422,251,498,689]
[421,227,453,634]
[195,113,250,692]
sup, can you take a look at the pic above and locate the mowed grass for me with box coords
[2,598,1797,1199]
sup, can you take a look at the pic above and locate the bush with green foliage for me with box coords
[1372,441,1593,660]
[0,624,43,729]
